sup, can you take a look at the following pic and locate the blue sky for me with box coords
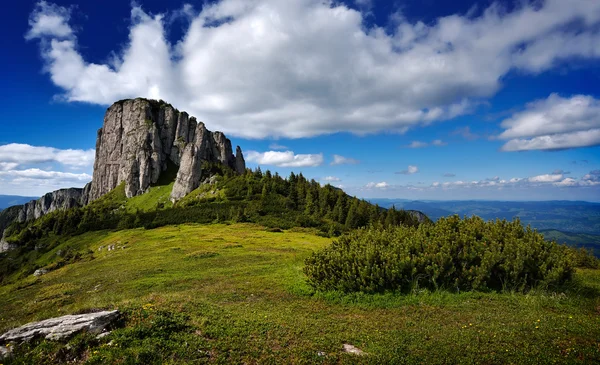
[0,0,599,200]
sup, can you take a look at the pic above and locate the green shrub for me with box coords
[304,215,575,293]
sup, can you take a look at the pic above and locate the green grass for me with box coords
[1,224,599,364]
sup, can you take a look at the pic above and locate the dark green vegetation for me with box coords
[370,199,600,236]
[1,224,599,364]
[305,216,596,294]
[0,166,422,282]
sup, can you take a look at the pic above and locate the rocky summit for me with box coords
[0,98,245,242]
[88,98,245,202]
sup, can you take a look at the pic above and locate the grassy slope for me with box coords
[1,224,599,364]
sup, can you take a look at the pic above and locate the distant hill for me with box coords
[369,199,600,235]
[0,195,37,210]
[538,229,600,255]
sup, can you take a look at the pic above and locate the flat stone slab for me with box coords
[343,343,367,356]
[0,310,119,343]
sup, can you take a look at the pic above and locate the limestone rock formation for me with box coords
[0,98,245,245]
[88,98,245,202]
[0,310,119,343]
[17,188,86,222]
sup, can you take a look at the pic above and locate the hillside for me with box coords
[1,223,599,364]
[0,167,424,281]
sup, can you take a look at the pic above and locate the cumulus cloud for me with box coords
[323,176,341,182]
[331,155,360,165]
[582,170,600,183]
[425,171,599,190]
[25,1,73,40]
[0,168,92,195]
[499,94,600,151]
[0,143,95,168]
[528,173,564,183]
[366,181,389,189]
[396,165,419,175]
[245,150,323,167]
[26,0,600,139]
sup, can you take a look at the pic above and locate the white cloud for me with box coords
[331,155,359,166]
[26,0,600,139]
[0,143,95,168]
[528,174,564,183]
[0,168,91,181]
[0,168,92,195]
[406,139,447,148]
[268,143,288,150]
[323,176,341,182]
[245,150,323,167]
[0,162,19,171]
[499,94,600,151]
[396,165,419,175]
[25,1,73,40]
[366,181,389,189]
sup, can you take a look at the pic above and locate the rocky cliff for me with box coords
[88,98,245,202]
[0,98,245,247]
[17,188,87,222]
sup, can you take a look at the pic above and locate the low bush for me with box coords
[304,215,575,293]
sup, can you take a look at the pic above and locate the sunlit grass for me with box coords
[1,223,598,363]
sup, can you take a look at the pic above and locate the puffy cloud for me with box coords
[25,1,73,40]
[0,162,19,171]
[499,94,600,151]
[27,0,600,139]
[323,176,341,182]
[396,165,419,175]
[366,181,389,189]
[331,155,360,165]
[0,168,92,195]
[582,170,600,183]
[528,173,564,183]
[245,150,323,167]
[0,143,95,168]
[432,139,447,146]
[0,168,91,181]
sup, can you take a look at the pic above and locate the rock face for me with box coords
[17,188,86,223]
[0,98,245,246]
[88,98,245,202]
[0,310,119,343]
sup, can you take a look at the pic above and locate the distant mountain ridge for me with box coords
[0,195,38,211]
[369,199,600,232]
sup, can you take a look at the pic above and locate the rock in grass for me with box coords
[342,343,367,355]
[33,269,48,277]
[0,310,119,342]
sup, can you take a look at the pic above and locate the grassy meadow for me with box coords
[1,223,599,364]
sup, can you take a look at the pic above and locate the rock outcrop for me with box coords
[0,98,245,245]
[0,310,119,343]
[88,98,245,202]
[17,188,86,223]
